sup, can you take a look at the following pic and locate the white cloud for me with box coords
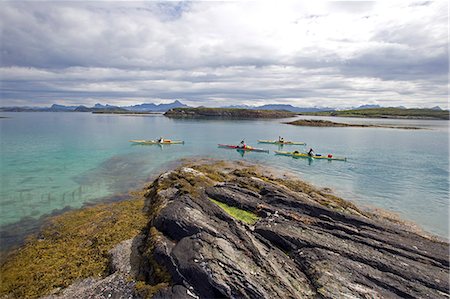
[0,1,448,108]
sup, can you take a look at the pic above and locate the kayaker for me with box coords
[158,137,164,143]
[239,140,246,149]
[307,148,315,157]
[278,136,284,143]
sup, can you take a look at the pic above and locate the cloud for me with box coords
[0,1,448,108]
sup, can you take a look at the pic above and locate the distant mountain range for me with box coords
[350,104,411,110]
[352,104,382,110]
[220,103,446,113]
[0,100,188,112]
[0,101,445,113]
[221,104,334,113]
[348,105,445,111]
[123,100,188,112]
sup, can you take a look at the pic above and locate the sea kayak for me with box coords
[218,144,269,153]
[129,140,184,145]
[258,140,306,145]
[275,150,347,161]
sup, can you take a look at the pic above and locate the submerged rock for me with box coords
[139,160,449,298]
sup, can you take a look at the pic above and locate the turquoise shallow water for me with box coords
[0,112,448,242]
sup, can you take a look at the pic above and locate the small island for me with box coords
[301,107,449,120]
[164,107,296,119]
[286,119,423,129]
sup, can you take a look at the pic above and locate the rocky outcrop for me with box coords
[139,160,449,298]
[285,119,421,129]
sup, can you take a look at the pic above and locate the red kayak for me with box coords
[218,144,269,153]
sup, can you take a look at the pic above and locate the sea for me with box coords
[0,112,448,249]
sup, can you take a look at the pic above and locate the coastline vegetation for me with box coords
[300,107,449,120]
[0,197,147,298]
[164,107,296,118]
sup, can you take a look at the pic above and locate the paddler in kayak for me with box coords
[307,148,315,157]
[278,136,285,143]
[238,140,247,149]
[157,137,165,143]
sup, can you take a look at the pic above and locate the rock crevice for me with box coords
[139,161,449,299]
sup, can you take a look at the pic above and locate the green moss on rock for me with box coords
[209,198,260,225]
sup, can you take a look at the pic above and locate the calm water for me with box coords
[0,112,448,242]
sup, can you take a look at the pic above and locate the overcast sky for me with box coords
[0,1,448,108]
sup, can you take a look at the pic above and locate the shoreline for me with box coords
[1,156,447,256]
[0,192,133,256]
[164,107,296,118]
[301,114,449,120]
[299,107,450,120]
[3,158,446,245]
[1,158,447,298]
[92,111,163,115]
[0,157,189,255]
[2,107,449,120]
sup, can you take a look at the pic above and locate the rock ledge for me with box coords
[138,160,449,298]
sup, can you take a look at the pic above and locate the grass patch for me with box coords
[209,198,259,225]
[0,198,148,299]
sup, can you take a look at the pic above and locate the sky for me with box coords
[0,1,448,108]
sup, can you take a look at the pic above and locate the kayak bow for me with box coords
[129,140,184,145]
[274,150,347,161]
[258,140,306,145]
[218,144,269,153]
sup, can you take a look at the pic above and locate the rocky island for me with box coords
[164,107,296,119]
[1,160,448,298]
[300,107,450,120]
[286,119,422,129]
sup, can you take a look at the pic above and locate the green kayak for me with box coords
[258,140,306,145]
[275,150,347,161]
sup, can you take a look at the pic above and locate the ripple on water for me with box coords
[0,112,448,244]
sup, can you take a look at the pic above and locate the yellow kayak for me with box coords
[258,140,306,145]
[129,139,184,145]
[275,150,347,161]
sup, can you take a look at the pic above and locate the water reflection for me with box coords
[0,112,448,240]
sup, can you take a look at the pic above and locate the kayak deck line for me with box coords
[258,140,306,145]
[129,140,185,145]
[274,150,347,161]
[218,144,269,153]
